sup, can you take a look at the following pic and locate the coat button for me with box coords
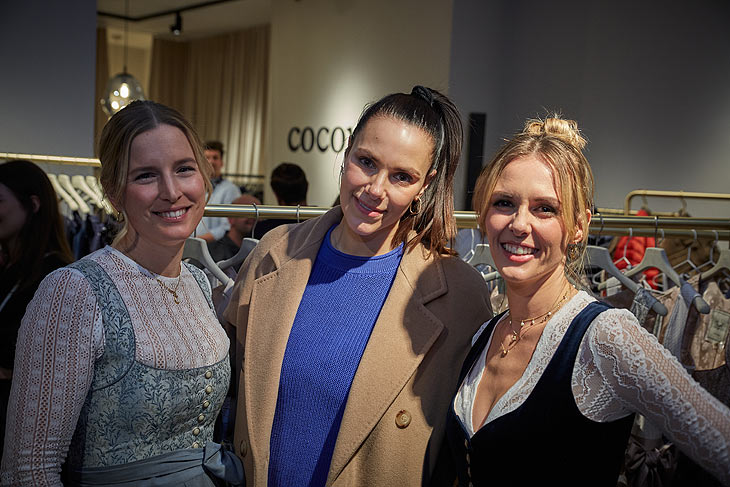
[205,385,213,394]
[395,410,411,428]
[239,439,248,457]
[198,414,205,423]
[192,441,200,448]
[205,370,213,379]
[202,400,210,409]
[193,427,200,436]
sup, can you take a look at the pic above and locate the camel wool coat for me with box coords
[223,207,492,486]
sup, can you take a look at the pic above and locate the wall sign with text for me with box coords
[288,126,353,153]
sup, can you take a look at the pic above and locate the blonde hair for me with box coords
[472,115,594,283]
[98,101,212,245]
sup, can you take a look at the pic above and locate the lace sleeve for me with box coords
[1,268,103,487]
[581,308,730,485]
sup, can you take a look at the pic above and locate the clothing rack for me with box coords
[624,189,730,214]
[0,152,101,167]
[3,155,727,240]
[203,204,730,240]
[597,207,679,217]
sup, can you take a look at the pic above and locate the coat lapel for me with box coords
[327,246,449,483]
[244,210,343,468]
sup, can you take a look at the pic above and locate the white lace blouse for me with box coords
[1,246,229,487]
[454,290,730,485]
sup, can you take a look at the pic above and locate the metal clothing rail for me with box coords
[597,207,678,217]
[204,204,730,240]
[0,152,101,167]
[624,190,730,214]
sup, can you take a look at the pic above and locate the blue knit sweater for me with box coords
[267,225,404,487]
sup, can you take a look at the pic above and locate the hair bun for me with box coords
[523,116,586,151]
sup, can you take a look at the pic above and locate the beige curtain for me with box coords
[94,27,109,155]
[149,25,269,177]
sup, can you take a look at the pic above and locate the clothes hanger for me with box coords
[216,204,261,271]
[467,243,496,269]
[589,215,667,315]
[71,174,104,208]
[85,175,104,201]
[623,247,710,313]
[586,245,668,316]
[466,243,502,282]
[83,176,115,215]
[672,229,701,278]
[217,238,258,272]
[48,173,79,211]
[183,237,233,287]
[700,248,730,282]
[597,226,634,291]
[57,174,90,214]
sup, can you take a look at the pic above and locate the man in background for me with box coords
[253,162,308,239]
[194,141,242,242]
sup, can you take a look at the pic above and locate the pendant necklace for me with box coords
[499,289,571,357]
[156,274,182,304]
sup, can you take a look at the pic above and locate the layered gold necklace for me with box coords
[499,289,572,357]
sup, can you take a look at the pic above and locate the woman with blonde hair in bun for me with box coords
[445,115,730,486]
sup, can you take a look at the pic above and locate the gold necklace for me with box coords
[156,274,182,304]
[499,289,571,357]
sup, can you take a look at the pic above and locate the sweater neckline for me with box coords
[320,225,404,274]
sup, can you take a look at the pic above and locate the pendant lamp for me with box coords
[101,0,145,116]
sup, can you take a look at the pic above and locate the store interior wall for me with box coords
[450,0,730,219]
[266,0,454,207]
[2,0,729,219]
[0,0,96,159]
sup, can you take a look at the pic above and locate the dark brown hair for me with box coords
[0,160,73,290]
[271,162,308,205]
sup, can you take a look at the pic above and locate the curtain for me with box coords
[94,27,109,155]
[149,25,269,177]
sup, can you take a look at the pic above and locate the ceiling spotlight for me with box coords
[170,11,182,36]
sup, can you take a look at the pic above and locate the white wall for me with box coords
[267,0,454,206]
[0,0,97,158]
[450,0,730,218]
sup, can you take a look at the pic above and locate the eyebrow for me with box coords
[129,158,197,174]
[491,191,561,207]
[354,147,424,179]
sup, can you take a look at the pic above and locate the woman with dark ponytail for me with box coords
[225,86,492,486]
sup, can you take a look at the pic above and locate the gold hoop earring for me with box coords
[409,197,423,215]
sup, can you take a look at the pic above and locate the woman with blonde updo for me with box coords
[445,116,730,486]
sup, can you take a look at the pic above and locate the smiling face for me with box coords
[117,124,206,257]
[484,155,583,291]
[336,116,435,256]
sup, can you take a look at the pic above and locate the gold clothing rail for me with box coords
[624,189,730,214]
[0,152,101,167]
[204,205,730,240]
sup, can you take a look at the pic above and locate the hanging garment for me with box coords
[673,285,730,486]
